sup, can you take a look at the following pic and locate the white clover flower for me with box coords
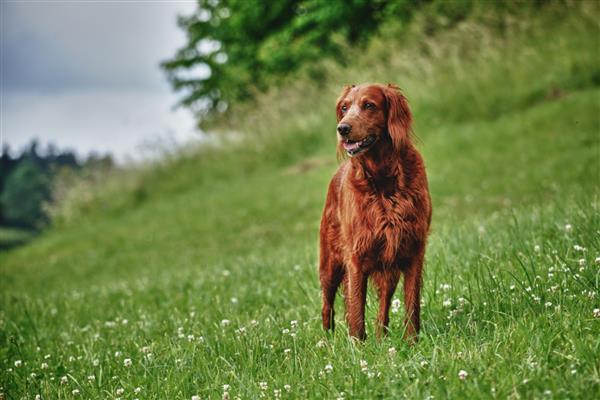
[61,376,68,384]
[230,297,238,304]
[250,319,259,327]
[359,359,368,369]
[14,360,22,368]
[35,395,41,400]
[284,348,291,355]
[222,392,230,400]
[41,362,48,369]
[93,359,100,366]
[116,388,125,395]
[316,339,326,348]
[458,297,466,306]
[290,320,298,329]
[534,245,541,252]
[192,396,201,400]
[388,347,397,357]
[122,319,128,325]
[44,354,51,359]
[544,302,552,307]
[124,358,132,367]
[30,372,37,378]
[187,334,195,342]
[509,284,516,290]
[458,370,468,380]
[259,381,268,391]
[114,351,122,358]
[324,364,333,373]
[420,360,429,367]
[274,389,281,399]
[391,298,401,313]
[222,270,230,277]
[564,223,572,232]
[72,389,80,395]
[593,308,600,318]
[134,387,141,394]
[141,346,151,353]
[223,384,230,391]
[595,256,600,265]
[282,328,290,334]
[284,384,291,392]
[87,375,95,381]
[442,299,452,308]
[221,319,231,327]
[578,259,586,266]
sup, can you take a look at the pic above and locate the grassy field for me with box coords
[1,3,599,399]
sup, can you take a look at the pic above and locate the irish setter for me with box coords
[319,83,431,341]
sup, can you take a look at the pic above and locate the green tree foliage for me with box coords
[1,158,51,229]
[162,0,425,119]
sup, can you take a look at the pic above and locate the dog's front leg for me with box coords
[346,263,368,340]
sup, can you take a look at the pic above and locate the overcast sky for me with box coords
[1,0,200,162]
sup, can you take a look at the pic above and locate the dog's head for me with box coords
[335,83,412,157]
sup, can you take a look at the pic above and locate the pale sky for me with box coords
[1,0,201,162]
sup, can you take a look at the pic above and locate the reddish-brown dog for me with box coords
[319,83,431,341]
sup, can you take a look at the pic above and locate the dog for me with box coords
[319,83,431,341]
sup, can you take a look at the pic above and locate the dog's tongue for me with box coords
[343,140,361,151]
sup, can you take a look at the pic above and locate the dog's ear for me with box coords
[383,84,412,151]
[335,85,354,122]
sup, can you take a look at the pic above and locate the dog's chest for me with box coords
[341,189,415,265]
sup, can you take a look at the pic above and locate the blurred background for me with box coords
[0,0,597,247]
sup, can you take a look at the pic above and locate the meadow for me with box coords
[1,3,599,399]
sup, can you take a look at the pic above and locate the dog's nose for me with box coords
[337,123,352,136]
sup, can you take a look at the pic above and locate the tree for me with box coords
[162,0,417,122]
[0,158,51,228]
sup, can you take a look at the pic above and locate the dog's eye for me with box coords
[364,102,376,110]
[341,105,348,113]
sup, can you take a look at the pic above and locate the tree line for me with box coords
[0,141,113,229]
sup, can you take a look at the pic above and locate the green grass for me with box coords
[1,3,599,399]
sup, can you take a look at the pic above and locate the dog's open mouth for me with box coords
[342,135,376,156]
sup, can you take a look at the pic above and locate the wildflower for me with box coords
[578,259,585,266]
[564,223,572,232]
[534,245,541,252]
[192,396,201,400]
[134,387,141,394]
[593,308,600,318]
[14,360,22,368]
[274,389,281,399]
[250,319,259,327]
[93,359,100,366]
[124,358,132,367]
[391,298,401,313]
[458,297,466,306]
[388,347,397,357]
[116,388,125,396]
[223,384,230,392]
[30,372,37,378]
[458,370,468,380]
[595,256,600,265]
[290,320,298,329]
[420,360,429,368]
[221,319,231,327]
[141,346,151,353]
[324,364,333,373]
[316,339,326,348]
[222,270,230,277]
[114,351,122,358]
[284,384,291,392]
[122,319,128,325]
[443,299,452,308]
[544,302,552,307]
[284,348,292,356]
[187,334,195,342]
[61,376,68,384]
[87,375,95,381]
[230,297,238,304]
[360,359,368,372]
[35,395,41,400]
[574,245,585,251]
[259,381,268,391]
[282,328,290,334]
[72,389,80,395]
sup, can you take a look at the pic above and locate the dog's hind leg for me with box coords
[403,248,424,343]
[372,269,401,339]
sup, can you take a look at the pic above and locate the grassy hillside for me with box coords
[1,3,599,399]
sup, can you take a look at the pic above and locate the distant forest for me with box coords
[0,142,113,229]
